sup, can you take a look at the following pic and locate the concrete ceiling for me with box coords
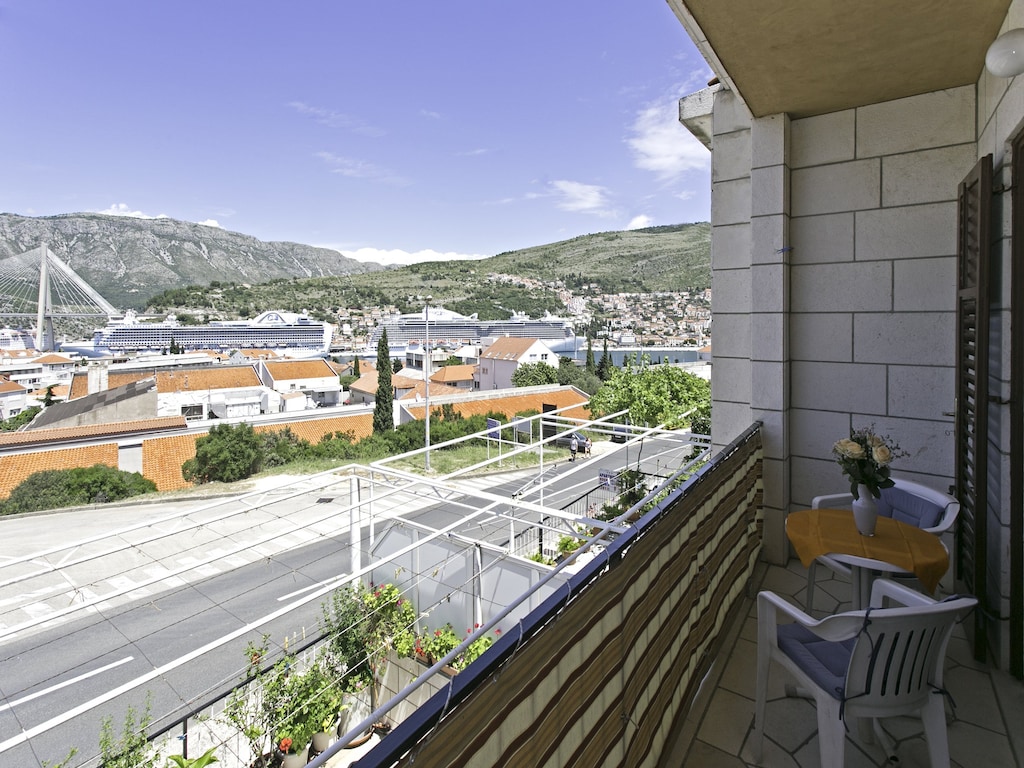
[668,0,1012,118]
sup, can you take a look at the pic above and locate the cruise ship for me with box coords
[0,328,36,352]
[59,309,333,358]
[368,307,578,354]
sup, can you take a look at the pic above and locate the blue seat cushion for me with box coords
[877,487,943,529]
[777,623,854,700]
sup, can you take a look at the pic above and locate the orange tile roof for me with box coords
[67,372,92,400]
[264,359,336,380]
[430,365,475,383]
[350,370,379,394]
[398,381,462,400]
[30,384,70,398]
[235,349,283,360]
[327,360,352,376]
[67,366,262,400]
[480,337,541,360]
[404,388,590,422]
[0,379,26,394]
[0,416,188,447]
[351,370,423,394]
[154,367,262,392]
[32,354,75,365]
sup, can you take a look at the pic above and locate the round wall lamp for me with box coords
[987,28,1024,77]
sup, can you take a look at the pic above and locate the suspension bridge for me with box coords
[0,244,118,351]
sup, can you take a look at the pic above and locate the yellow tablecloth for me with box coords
[786,508,949,594]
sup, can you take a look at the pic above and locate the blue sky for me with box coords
[0,2,712,265]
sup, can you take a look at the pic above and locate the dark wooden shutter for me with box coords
[1012,135,1024,679]
[956,154,992,662]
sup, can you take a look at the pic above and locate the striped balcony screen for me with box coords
[361,423,763,768]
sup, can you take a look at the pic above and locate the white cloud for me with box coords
[323,246,487,267]
[549,180,615,217]
[626,215,653,230]
[198,219,222,228]
[314,152,410,186]
[288,101,384,137]
[97,203,168,219]
[627,94,709,182]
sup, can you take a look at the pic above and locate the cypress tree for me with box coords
[585,337,596,374]
[597,338,612,381]
[353,357,361,376]
[373,330,393,433]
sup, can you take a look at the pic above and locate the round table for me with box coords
[786,508,949,609]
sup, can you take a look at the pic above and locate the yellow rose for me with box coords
[835,438,865,459]
[868,434,885,448]
[872,445,892,465]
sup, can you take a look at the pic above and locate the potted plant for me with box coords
[166,748,218,767]
[455,626,501,671]
[360,583,417,707]
[416,623,460,665]
[294,658,345,756]
[320,582,375,745]
[220,637,292,768]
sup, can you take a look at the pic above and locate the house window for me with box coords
[181,404,204,420]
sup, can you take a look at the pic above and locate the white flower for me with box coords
[834,438,865,460]
[872,444,893,465]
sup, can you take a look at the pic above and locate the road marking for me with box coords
[0,656,134,713]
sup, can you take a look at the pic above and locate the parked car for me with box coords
[610,425,629,443]
[554,431,587,448]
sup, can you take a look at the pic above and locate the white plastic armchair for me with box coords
[754,579,976,768]
[807,478,959,610]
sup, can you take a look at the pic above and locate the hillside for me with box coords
[143,223,711,323]
[347,223,710,299]
[0,212,385,309]
[0,214,710,321]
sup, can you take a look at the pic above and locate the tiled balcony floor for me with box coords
[672,558,1024,767]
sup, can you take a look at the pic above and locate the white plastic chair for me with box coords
[754,579,976,768]
[807,479,959,610]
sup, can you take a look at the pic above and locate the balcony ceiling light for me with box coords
[986,28,1024,77]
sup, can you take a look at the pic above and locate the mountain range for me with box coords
[0,213,710,315]
[0,212,385,309]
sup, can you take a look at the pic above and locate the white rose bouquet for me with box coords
[832,426,905,499]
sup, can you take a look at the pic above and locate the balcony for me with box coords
[673,558,1024,767]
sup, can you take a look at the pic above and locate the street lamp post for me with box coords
[424,296,432,471]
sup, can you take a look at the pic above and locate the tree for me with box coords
[588,357,710,429]
[41,384,59,407]
[511,361,559,387]
[596,338,613,381]
[182,422,263,484]
[0,465,157,515]
[1,405,40,431]
[373,330,393,433]
[585,338,596,375]
[353,357,361,376]
[392,358,403,373]
[557,357,602,395]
